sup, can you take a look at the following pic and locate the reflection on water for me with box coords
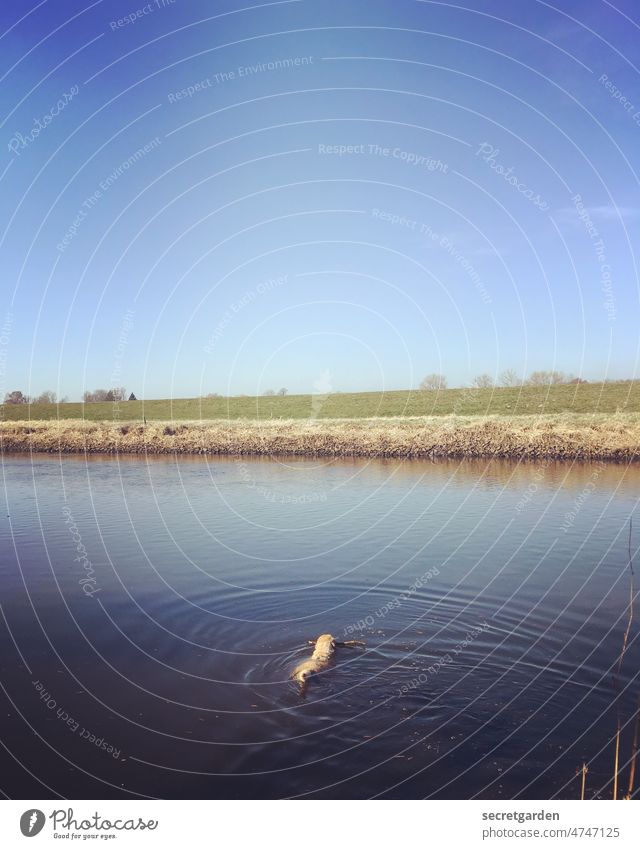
[0,454,638,799]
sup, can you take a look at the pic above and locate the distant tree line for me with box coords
[82,387,127,403]
[3,389,69,404]
[420,370,591,390]
[2,387,139,404]
[204,389,290,398]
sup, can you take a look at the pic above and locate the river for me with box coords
[1,454,638,799]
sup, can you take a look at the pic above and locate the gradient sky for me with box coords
[0,0,639,401]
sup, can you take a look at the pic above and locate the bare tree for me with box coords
[527,370,566,386]
[471,374,493,389]
[498,369,520,387]
[527,371,547,386]
[83,389,105,402]
[35,390,57,404]
[277,387,288,396]
[3,390,28,404]
[83,388,126,402]
[420,373,447,390]
[263,389,275,396]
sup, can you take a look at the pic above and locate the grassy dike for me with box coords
[2,384,638,461]
[2,381,639,422]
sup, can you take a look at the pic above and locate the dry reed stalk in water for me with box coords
[613,719,621,800]
[616,519,635,679]
[625,699,640,799]
[611,518,635,799]
[580,763,588,800]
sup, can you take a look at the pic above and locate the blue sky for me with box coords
[0,0,639,400]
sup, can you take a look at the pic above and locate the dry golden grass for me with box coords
[2,414,640,460]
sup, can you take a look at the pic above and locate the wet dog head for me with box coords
[314,634,335,653]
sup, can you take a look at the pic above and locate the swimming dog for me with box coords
[291,634,365,693]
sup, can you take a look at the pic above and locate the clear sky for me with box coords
[0,0,639,400]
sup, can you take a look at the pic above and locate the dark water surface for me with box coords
[1,454,639,799]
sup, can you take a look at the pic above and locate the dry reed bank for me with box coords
[2,415,639,461]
